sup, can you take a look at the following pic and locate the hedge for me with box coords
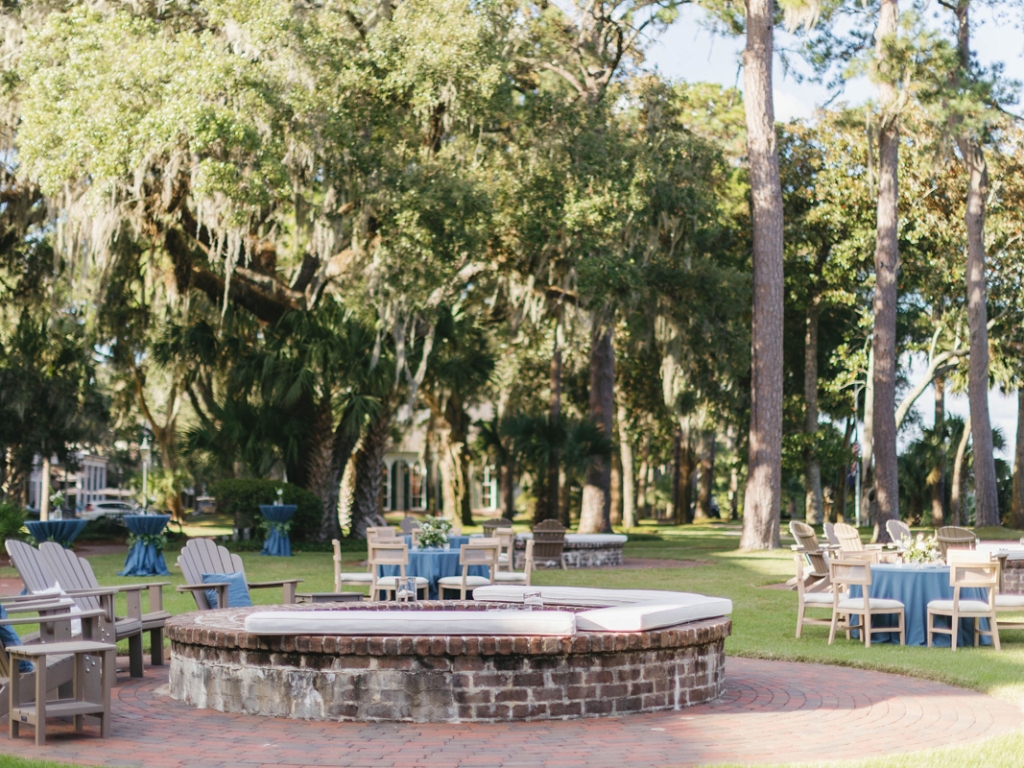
[209,479,321,542]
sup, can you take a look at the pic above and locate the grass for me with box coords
[2,520,1023,767]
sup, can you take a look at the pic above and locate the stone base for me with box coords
[515,541,624,569]
[1002,558,1024,594]
[167,603,730,722]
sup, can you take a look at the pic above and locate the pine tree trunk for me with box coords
[579,325,615,533]
[1013,389,1024,529]
[871,0,901,544]
[930,375,947,527]
[739,0,784,550]
[951,415,972,527]
[695,430,716,520]
[618,399,636,529]
[351,405,392,539]
[804,299,824,525]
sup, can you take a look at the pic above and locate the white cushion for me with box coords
[473,585,732,611]
[802,592,834,605]
[493,572,528,583]
[576,599,731,632]
[437,576,492,588]
[996,594,1024,608]
[244,609,576,636]
[33,583,83,635]
[927,599,991,613]
[837,597,904,611]
[375,576,429,587]
[337,573,374,583]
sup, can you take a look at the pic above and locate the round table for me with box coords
[379,547,488,600]
[118,515,171,577]
[849,563,990,647]
[26,519,88,547]
[401,534,471,550]
[259,505,296,557]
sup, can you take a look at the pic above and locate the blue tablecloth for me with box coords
[118,515,171,577]
[259,505,296,557]
[849,563,990,647]
[26,519,87,546]
[379,548,488,599]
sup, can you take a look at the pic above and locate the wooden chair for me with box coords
[39,542,171,670]
[823,522,841,547]
[789,521,832,591]
[332,539,373,592]
[176,538,303,610]
[7,541,147,677]
[366,526,397,546]
[493,528,515,572]
[493,540,534,586]
[793,553,840,639]
[367,541,428,601]
[991,556,1024,630]
[531,519,568,570]
[828,557,905,647]
[928,550,1000,651]
[399,516,421,535]
[438,539,500,599]
[0,599,112,738]
[886,519,911,545]
[482,518,514,537]
[936,526,977,561]
[833,522,884,553]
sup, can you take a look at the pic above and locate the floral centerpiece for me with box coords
[901,533,940,563]
[417,517,453,549]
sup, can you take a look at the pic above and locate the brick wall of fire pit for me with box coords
[166,602,730,723]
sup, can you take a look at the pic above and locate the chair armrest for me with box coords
[177,582,229,609]
[0,600,73,615]
[246,579,304,588]
[62,586,123,598]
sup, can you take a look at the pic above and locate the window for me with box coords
[410,464,425,510]
[481,465,498,511]
[382,463,392,512]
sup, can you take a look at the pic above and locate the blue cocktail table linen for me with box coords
[119,515,171,577]
[26,519,87,547]
[259,505,296,557]
[379,545,488,600]
[848,563,990,647]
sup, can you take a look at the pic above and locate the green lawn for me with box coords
[1,521,1022,768]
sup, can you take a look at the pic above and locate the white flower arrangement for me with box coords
[417,517,453,548]
[901,533,940,563]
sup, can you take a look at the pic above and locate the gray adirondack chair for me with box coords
[40,542,170,669]
[6,540,147,677]
[0,596,108,720]
[176,538,302,610]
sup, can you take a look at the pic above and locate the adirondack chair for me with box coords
[176,538,303,610]
[39,542,170,669]
[0,596,109,721]
[7,541,147,677]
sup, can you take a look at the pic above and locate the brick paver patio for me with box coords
[0,657,1019,767]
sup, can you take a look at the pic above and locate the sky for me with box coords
[646,6,1024,458]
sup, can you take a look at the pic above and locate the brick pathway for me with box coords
[0,657,1019,767]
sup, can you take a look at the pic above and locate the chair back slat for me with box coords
[494,528,515,570]
[179,539,246,610]
[937,526,977,560]
[829,558,872,589]
[789,521,822,553]
[886,520,911,544]
[823,522,840,547]
[531,519,566,560]
[947,550,999,591]
[368,541,409,567]
[38,542,101,612]
[366,527,397,543]
[461,539,500,567]
[6,540,55,594]
[833,523,865,552]
[482,518,514,537]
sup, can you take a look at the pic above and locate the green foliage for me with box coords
[209,479,320,542]
[0,502,27,545]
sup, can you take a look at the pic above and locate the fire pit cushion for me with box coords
[575,597,733,632]
[473,585,731,610]
[244,609,577,636]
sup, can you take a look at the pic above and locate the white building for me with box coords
[28,453,110,511]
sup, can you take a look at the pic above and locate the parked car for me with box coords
[79,500,141,521]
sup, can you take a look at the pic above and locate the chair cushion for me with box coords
[438,576,492,588]
[927,599,991,613]
[375,576,429,587]
[0,606,32,672]
[493,572,528,583]
[244,609,576,636]
[32,584,82,635]
[802,592,835,605]
[575,600,732,632]
[337,572,374,584]
[995,594,1024,608]
[202,572,253,608]
[837,597,904,611]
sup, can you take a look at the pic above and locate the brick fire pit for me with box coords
[166,601,730,722]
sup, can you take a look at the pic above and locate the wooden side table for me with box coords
[8,640,116,745]
[295,592,364,604]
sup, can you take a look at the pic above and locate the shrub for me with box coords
[209,479,321,542]
[0,502,26,546]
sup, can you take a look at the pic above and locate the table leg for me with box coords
[101,649,114,738]
[74,651,85,732]
[9,654,20,740]
[34,655,46,746]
